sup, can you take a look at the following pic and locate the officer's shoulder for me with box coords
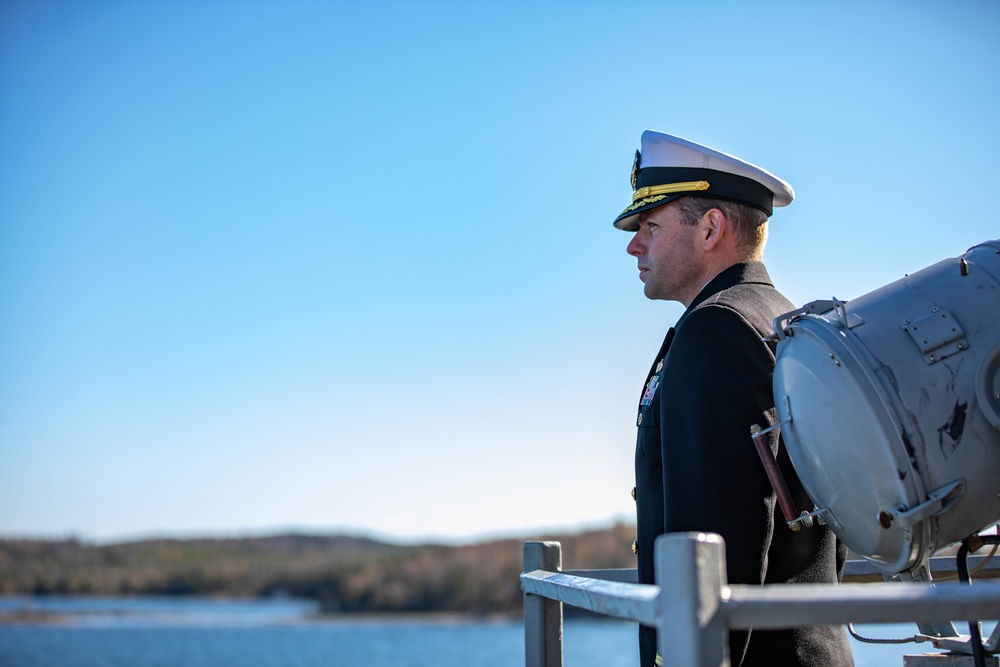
[676,301,759,343]
[693,283,789,331]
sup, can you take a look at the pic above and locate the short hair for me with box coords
[672,196,769,258]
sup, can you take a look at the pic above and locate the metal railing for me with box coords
[521,532,1000,667]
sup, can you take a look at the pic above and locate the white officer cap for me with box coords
[613,130,795,231]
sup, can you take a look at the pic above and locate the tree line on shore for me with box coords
[0,523,636,615]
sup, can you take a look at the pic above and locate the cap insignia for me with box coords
[622,194,667,215]
[630,150,641,191]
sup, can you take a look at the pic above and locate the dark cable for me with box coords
[957,535,1000,667]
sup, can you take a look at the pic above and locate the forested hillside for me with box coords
[0,524,636,615]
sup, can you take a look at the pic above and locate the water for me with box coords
[0,595,979,666]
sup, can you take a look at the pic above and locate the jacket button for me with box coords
[631,487,637,501]
[631,540,638,555]
[637,413,643,426]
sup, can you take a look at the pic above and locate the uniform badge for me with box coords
[641,358,664,407]
[630,149,641,191]
[641,374,660,406]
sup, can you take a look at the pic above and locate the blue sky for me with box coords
[2,0,998,543]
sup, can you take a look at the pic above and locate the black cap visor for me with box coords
[613,167,774,231]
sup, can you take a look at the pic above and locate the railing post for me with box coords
[524,541,563,667]
[656,532,729,667]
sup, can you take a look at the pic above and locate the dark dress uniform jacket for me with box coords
[635,261,854,667]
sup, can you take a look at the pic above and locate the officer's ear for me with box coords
[700,208,727,252]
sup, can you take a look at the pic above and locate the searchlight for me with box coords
[765,240,1000,574]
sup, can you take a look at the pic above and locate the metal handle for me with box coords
[750,422,802,531]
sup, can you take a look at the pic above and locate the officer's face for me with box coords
[626,202,703,305]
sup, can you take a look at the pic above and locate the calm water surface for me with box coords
[0,595,973,666]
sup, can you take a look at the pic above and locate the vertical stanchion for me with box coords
[656,533,729,667]
[524,541,564,667]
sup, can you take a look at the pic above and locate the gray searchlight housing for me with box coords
[772,240,1000,574]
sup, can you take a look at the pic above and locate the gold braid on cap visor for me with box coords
[631,180,710,202]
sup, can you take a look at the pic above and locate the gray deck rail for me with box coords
[521,532,1000,667]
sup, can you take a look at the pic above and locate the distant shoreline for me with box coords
[0,525,637,616]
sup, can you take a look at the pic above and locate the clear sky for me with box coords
[2,0,998,544]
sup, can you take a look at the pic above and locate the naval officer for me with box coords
[618,131,854,667]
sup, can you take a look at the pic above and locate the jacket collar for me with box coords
[678,261,773,323]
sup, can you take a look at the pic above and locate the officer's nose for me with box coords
[627,232,644,257]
